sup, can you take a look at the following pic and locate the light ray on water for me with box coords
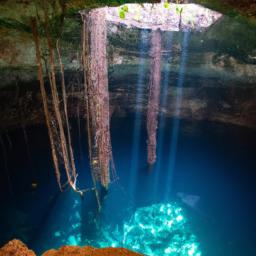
[165,31,190,200]
[153,32,174,200]
[129,29,148,198]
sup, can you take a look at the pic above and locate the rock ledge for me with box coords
[0,239,35,256]
[0,239,142,256]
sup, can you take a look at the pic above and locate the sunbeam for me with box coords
[153,32,174,200]
[129,29,148,199]
[165,31,190,200]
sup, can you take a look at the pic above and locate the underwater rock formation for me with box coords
[0,239,35,256]
[0,240,142,256]
[42,246,142,256]
[86,203,201,256]
[121,203,201,255]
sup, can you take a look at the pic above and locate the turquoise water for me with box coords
[0,3,256,256]
[0,117,255,255]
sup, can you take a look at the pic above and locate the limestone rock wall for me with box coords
[0,3,255,129]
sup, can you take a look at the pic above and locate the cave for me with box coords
[0,1,256,256]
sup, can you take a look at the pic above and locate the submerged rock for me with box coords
[42,246,142,256]
[0,239,142,256]
[87,203,201,256]
[0,239,35,256]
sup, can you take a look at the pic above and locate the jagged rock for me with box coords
[0,239,36,256]
[42,245,142,256]
[0,240,142,256]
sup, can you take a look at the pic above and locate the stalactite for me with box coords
[147,29,162,166]
[82,8,114,190]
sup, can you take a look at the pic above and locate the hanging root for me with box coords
[31,17,62,191]
[56,38,78,184]
[22,124,36,180]
[32,3,115,204]
[82,12,101,210]
[77,104,83,163]
[5,130,13,150]
[147,29,162,166]
[31,13,87,196]
[0,134,13,196]
[82,8,114,191]
[42,0,88,195]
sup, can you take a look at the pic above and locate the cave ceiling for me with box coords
[0,1,255,129]
[0,1,255,86]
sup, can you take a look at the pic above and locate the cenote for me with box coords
[0,1,255,256]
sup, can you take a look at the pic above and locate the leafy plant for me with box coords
[122,5,129,12]
[119,10,125,19]
[164,2,170,9]
[119,5,129,19]
[176,6,183,15]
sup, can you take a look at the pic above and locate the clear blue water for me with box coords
[0,116,255,255]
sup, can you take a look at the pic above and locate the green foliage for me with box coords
[122,5,129,12]
[119,10,126,19]
[119,4,129,19]
[176,6,183,15]
[164,2,170,9]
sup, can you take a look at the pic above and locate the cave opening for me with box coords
[0,1,256,256]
